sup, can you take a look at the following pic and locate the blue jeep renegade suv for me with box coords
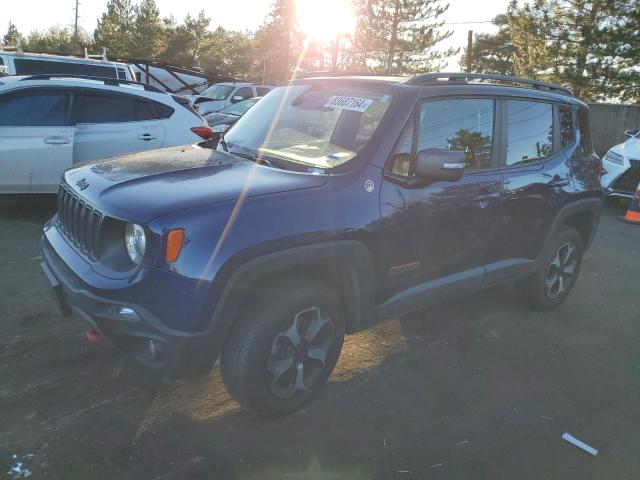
[41,73,603,415]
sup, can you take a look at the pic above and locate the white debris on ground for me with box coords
[6,454,34,478]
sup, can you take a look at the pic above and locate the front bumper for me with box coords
[41,234,218,374]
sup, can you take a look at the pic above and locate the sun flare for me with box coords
[296,0,356,43]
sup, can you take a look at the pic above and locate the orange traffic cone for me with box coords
[623,181,640,224]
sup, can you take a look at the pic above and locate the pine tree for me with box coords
[162,11,212,67]
[24,26,92,54]
[2,21,23,47]
[94,0,135,57]
[459,14,515,76]
[506,0,638,101]
[130,0,165,59]
[250,0,302,82]
[357,0,456,74]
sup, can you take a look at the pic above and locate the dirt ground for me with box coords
[1,196,639,480]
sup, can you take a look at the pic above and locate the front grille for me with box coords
[56,184,103,260]
[612,159,640,193]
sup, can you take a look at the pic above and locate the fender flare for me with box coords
[203,239,377,353]
[538,197,602,260]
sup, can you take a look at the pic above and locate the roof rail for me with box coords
[0,43,23,54]
[407,72,573,96]
[20,74,165,93]
[294,71,405,79]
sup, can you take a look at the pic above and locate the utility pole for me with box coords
[331,36,340,72]
[73,0,80,49]
[466,30,473,73]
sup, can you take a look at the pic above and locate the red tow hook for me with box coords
[85,329,103,344]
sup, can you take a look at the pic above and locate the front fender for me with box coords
[201,239,376,353]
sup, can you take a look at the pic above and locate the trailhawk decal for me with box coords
[324,96,374,112]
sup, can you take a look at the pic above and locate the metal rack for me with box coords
[407,72,572,96]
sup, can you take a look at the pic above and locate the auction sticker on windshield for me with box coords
[324,96,373,112]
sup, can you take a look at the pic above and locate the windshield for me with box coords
[221,83,392,169]
[219,98,259,116]
[201,84,234,100]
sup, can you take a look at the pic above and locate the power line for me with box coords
[442,20,494,25]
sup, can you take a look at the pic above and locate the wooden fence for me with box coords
[588,103,640,156]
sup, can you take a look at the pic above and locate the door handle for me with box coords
[547,175,570,188]
[474,191,501,209]
[137,133,157,141]
[44,136,70,145]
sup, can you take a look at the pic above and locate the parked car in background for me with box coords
[41,73,602,416]
[0,74,212,194]
[190,82,272,115]
[0,50,136,81]
[204,96,261,139]
[600,127,640,198]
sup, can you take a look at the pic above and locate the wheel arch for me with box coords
[541,197,602,258]
[205,240,376,356]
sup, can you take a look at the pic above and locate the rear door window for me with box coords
[256,87,271,96]
[0,90,70,126]
[234,87,253,100]
[72,91,158,123]
[505,100,554,165]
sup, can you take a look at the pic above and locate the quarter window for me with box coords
[0,90,69,126]
[559,105,575,147]
[389,120,414,176]
[577,106,593,154]
[506,100,553,165]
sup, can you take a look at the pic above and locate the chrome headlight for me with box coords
[124,223,146,265]
[604,151,624,165]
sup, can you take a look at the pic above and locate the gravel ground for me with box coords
[1,196,639,479]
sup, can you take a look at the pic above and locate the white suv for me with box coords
[601,128,640,198]
[0,75,212,194]
[190,82,272,115]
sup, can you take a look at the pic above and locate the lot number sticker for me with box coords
[324,96,374,112]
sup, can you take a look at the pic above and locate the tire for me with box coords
[519,226,583,311]
[220,277,346,416]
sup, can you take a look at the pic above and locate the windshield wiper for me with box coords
[229,150,283,170]
[219,135,229,152]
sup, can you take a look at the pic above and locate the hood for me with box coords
[617,135,640,157]
[63,145,327,222]
[205,113,238,127]
[193,97,225,114]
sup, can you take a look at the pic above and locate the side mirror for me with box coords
[231,95,244,104]
[624,129,639,138]
[414,148,465,182]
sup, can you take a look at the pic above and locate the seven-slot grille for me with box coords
[612,159,640,193]
[56,184,103,260]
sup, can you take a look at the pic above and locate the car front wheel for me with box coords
[220,277,345,416]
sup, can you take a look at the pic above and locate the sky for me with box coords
[1,0,512,70]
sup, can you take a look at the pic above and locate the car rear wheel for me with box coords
[519,226,583,311]
[220,277,345,416]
